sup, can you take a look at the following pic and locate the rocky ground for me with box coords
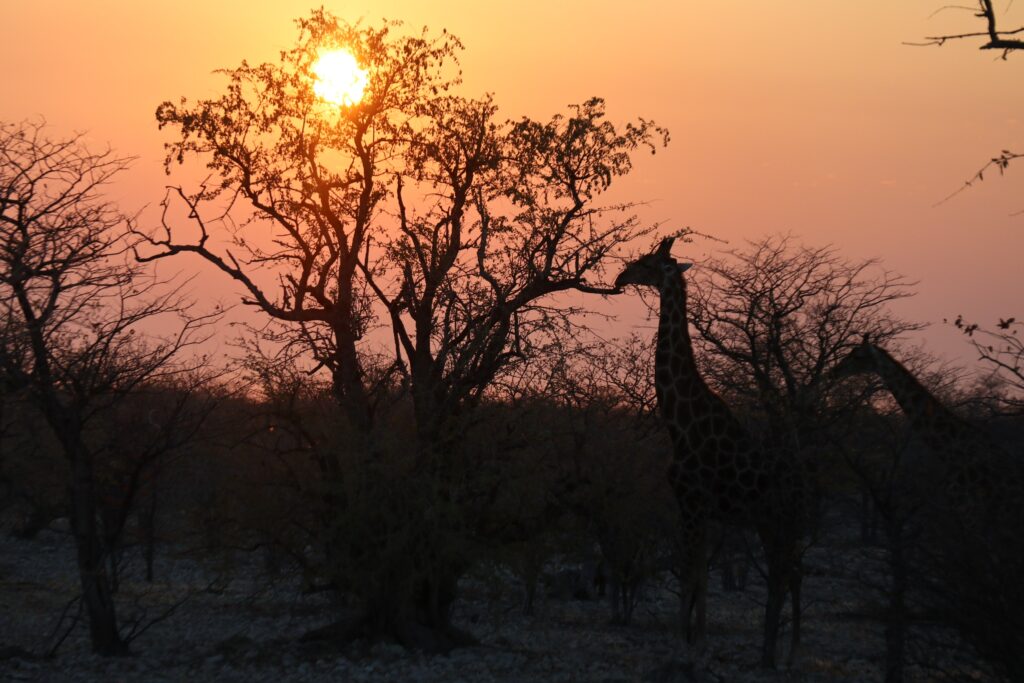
[0,517,898,683]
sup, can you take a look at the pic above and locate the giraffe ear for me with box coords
[657,236,675,256]
[677,262,693,274]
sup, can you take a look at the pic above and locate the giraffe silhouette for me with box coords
[615,237,807,668]
[831,336,1020,532]
[832,336,1024,668]
[832,337,978,452]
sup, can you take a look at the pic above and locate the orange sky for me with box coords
[2,1,1022,370]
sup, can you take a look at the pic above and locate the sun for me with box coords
[311,49,368,107]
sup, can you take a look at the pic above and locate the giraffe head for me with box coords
[831,334,882,380]
[615,237,693,290]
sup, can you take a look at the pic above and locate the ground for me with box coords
[0,512,898,683]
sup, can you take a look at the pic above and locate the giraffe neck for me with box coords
[657,268,700,376]
[868,347,967,451]
[655,269,706,440]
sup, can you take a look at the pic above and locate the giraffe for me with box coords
[830,336,1020,533]
[831,337,980,456]
[615,237,807,669]
[831,336,1024,673]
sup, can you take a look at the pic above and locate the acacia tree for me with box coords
[687,234,919,448]
[367,94,663,455]
[0,119,212,655]
[951,315,1024,411]
[141,10,666,649]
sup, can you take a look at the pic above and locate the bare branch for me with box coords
[910,1,1024,54]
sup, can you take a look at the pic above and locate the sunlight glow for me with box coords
[311,49,368,107]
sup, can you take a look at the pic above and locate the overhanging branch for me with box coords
[908,1,1024,58]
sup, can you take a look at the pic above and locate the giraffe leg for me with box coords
[680,557,700,644]
[678,529,707,645]
[760,539,786,669]
[694,538,708,644]
[761,574,783,668]
[787,559,802,667]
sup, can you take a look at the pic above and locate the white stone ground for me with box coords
[0,520,895,683]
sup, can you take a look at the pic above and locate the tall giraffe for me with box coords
[615,237,807,668]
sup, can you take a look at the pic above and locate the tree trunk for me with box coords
[303,571,475,653]
[142,482,158,582]
[311,362,475,653]
[330,308,373,435]
[11,502,61,540]
[861,487,879,544]
[884,520,906,683]
[70,447,127,656]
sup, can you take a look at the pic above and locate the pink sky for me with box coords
[2,1,1022,371]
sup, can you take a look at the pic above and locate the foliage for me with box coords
[0,118,215,655]
[144,11,667,454]
[951,314,1024,411]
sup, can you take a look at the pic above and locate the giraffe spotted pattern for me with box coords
[616,237,811,669]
